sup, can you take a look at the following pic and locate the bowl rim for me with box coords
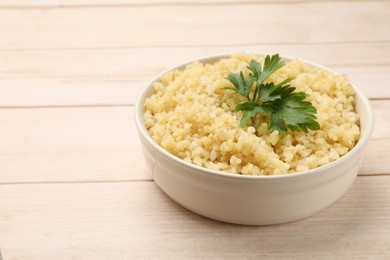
[135,53,375,180]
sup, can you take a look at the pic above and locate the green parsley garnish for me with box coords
[223,54,320,136]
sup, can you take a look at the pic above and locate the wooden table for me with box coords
[0,1,389,259]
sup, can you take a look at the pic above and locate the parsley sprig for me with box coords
[224,54,320,136]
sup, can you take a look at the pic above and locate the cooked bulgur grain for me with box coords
[144,53,360,175]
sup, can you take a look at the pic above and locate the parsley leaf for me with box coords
[224,72,255,100]
[224,54,320,136]
[266,85,320,135]
[252,54,285,85]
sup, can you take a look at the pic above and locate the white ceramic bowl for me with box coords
[135,54,374,225]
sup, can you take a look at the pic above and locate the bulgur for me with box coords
[144,53,360,175]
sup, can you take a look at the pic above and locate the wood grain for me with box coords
[0,106,150,183]
[0,0,389,259]
[0,43,389,107]
[0,2,389,50]
[0,100,387,184]
[0,0,378,8]
[1,176,389,259]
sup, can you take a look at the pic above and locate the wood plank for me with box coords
[0,0,378,8]
[0,43,389,107]
[0,2,388,50]
[0,106,151,183]
[0,176,389,259]
[360,100,390,175]
[0,100,388,184]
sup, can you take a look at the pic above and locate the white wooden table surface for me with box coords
[0,0,389,259]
